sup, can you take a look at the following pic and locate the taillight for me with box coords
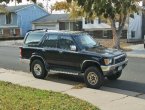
[19,47,22,58]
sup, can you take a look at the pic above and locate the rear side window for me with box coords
[42,34,58,48]
[24,32,44,46]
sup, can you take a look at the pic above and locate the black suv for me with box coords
[20,30,128,89]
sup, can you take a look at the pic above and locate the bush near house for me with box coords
[0,81,99,110]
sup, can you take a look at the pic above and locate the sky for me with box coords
[7,0,65,13]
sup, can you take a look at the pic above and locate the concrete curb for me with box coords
[127,54,145,58]
[0,68,145,110]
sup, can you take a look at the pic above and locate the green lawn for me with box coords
[0,81,99,110]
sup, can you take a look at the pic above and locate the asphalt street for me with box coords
[0,46,145,93]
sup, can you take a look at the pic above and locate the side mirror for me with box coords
[70,45,77,51]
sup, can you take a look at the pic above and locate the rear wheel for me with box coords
[84,66,104,89]
[107,71,122,80]
[31,60,47,79]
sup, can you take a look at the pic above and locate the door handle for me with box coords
[59,50,63,54]
[42,48,46,52]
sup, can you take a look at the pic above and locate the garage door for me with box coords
[35,25,57,30]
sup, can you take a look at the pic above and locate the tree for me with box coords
[0,5,7,13]
[54,0,140,49]
[73,0,140,49]
[52,1,83,20]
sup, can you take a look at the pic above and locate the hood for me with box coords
[85,46,123,57]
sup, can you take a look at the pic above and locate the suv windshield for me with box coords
[74,34,99,49]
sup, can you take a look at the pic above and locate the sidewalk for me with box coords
[0,68,145,110]
[126,44,145,58]
[0,40,23,47]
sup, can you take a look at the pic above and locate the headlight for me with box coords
[104,58,112,65]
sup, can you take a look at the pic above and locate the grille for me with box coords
[115,55,126,64]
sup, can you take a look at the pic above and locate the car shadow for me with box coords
[45,73,145,100]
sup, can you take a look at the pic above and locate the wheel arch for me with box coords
[30,55,48,72]
[81,60,102,73]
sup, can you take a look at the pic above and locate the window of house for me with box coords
[6,13,12,24]
[64,22,74,31]
[0,29,3,35]
[98,18,101,24]
[43,34,58,48]
[130,14,134,19]
[103,30,108,38]
[64,22,69,30]
[10,29,16,35]
[85,18,94,24]
[131,31,135,38]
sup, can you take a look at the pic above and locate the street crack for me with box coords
[111,95,129,102]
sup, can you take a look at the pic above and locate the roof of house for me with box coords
[6,4,33,12]
[33,14,81,23]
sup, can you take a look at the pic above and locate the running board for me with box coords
[49,69,79,76]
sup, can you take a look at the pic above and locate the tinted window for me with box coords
[25,32,44,45]
[58,35,75,50]
[43,34,58,48]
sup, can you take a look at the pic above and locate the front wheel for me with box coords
[84,67,104,89]
[31,60,47,79]
[107,71,122,80]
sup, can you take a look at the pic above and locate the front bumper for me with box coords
[101,59,128,76]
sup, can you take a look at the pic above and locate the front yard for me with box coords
[0,81,99,110]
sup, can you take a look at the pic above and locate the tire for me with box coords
[107,71,122,80]
[84,66,104,89]
[31,59,47,79]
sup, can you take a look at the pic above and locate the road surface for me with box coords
[0,46,145,93]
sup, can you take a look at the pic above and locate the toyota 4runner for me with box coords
[20,30,128,89]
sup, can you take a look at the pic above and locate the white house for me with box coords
[127,12,142,42]
[82,18,127,39]
[32,14,82,31]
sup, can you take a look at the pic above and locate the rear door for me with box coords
[41,34,60,66]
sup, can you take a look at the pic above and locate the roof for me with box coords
[33,14,81,23]
[28,29,84,35]
[84,22,128,31]
[84,23,112,31]
[5,4,33,12]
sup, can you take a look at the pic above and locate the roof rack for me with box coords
[27,29,48,32]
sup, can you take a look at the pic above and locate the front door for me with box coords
[57,35,83,71]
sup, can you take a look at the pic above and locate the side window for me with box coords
[131,31,135,38]
[43,34,58,48]
[59,35,75,50]
[24,32,44,46]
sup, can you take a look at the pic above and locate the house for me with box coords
[0,4,48,37]
[142,2,145,40]
[82,18,127,39]
[32,14,128,39]
[127,12,142,42]
[32,14,82,31]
